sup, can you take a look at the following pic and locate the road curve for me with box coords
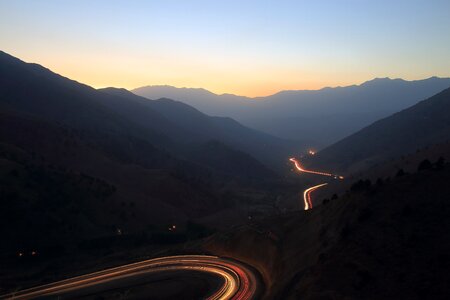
[289,157,343,210]
[303,183,328,210]
[289,157,343,179]
[3,255,259,300]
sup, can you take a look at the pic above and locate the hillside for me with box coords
[187,140,274,179]
[314,87,450,172]
[0,50,293,173]
[0,110,220,252]
[205,157,450,299]
[133,77,450,145]
[101,87,301,170]
[0,51,294,261]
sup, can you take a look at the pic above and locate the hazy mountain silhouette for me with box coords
[133,77,450,146]
[314,87,450,172]
[132,85,253,120]
[0,50,297,171]
[100,87,303,170]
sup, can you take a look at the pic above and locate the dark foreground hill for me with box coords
[205,157,450,299]
[314,87,450,172]
[0,51,294,260]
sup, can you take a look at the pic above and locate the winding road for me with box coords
[3,255,259,300]
[289,158,343,179]
[303,183,328,210]
[4,158,340,299]
[289,157,343,210]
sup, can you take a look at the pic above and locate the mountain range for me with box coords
[133,77,450,146]
[2,49,450,299]
[98,87,302,170]
[0,50,296,254]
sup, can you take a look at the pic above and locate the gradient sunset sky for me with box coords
[1,0,450,97]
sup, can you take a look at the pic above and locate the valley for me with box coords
[1,7,450,297]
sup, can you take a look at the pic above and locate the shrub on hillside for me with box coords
[418,159,432,171]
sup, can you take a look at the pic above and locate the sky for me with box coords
[1,0,450,97]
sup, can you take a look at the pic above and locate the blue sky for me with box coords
[1,0,449,96]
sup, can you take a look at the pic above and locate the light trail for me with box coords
[303,183,328,210]
[289,157,344,179]
[2,255,258,300]
[289,157,343,210]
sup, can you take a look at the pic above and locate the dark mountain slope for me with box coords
[0,109,218,220]
[187,140,274,180]
[0,109,221,258]
[205,158,450,299]
[0,104,288,263]
[147,97,299,170]
[0,51,281,178]
[99,88,219,143]
[314,87,450,172]
[101,87,302,170]
[0,51,293,260]
[0,51,171,148]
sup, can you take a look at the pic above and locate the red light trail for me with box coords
[289,157,343,179]
[303,183,328,210]
[2,255,258,300]
[289,157,343,210]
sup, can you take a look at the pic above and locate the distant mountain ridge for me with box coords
[99,87,302,170]
[0,50,300,171]
[133,77,450,146]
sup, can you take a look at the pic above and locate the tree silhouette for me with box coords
[434,157,445,170]
[351,179,371,192]
[396,169,405,177]
[418,159,432,171]
[376,178,384,186]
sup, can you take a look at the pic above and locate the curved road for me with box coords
[289,157,343,179]
[4,158,340,299]
[289,157,343,210]
[3,255,259,300]
[303,183,328,210]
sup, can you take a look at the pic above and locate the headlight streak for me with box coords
[289,157,343,210]
[2,255,257,300]
[303,183,328,210]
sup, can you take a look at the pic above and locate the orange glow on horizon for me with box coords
[5,50,384,97]
[8,48,450,97]
[53,64,350,97]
